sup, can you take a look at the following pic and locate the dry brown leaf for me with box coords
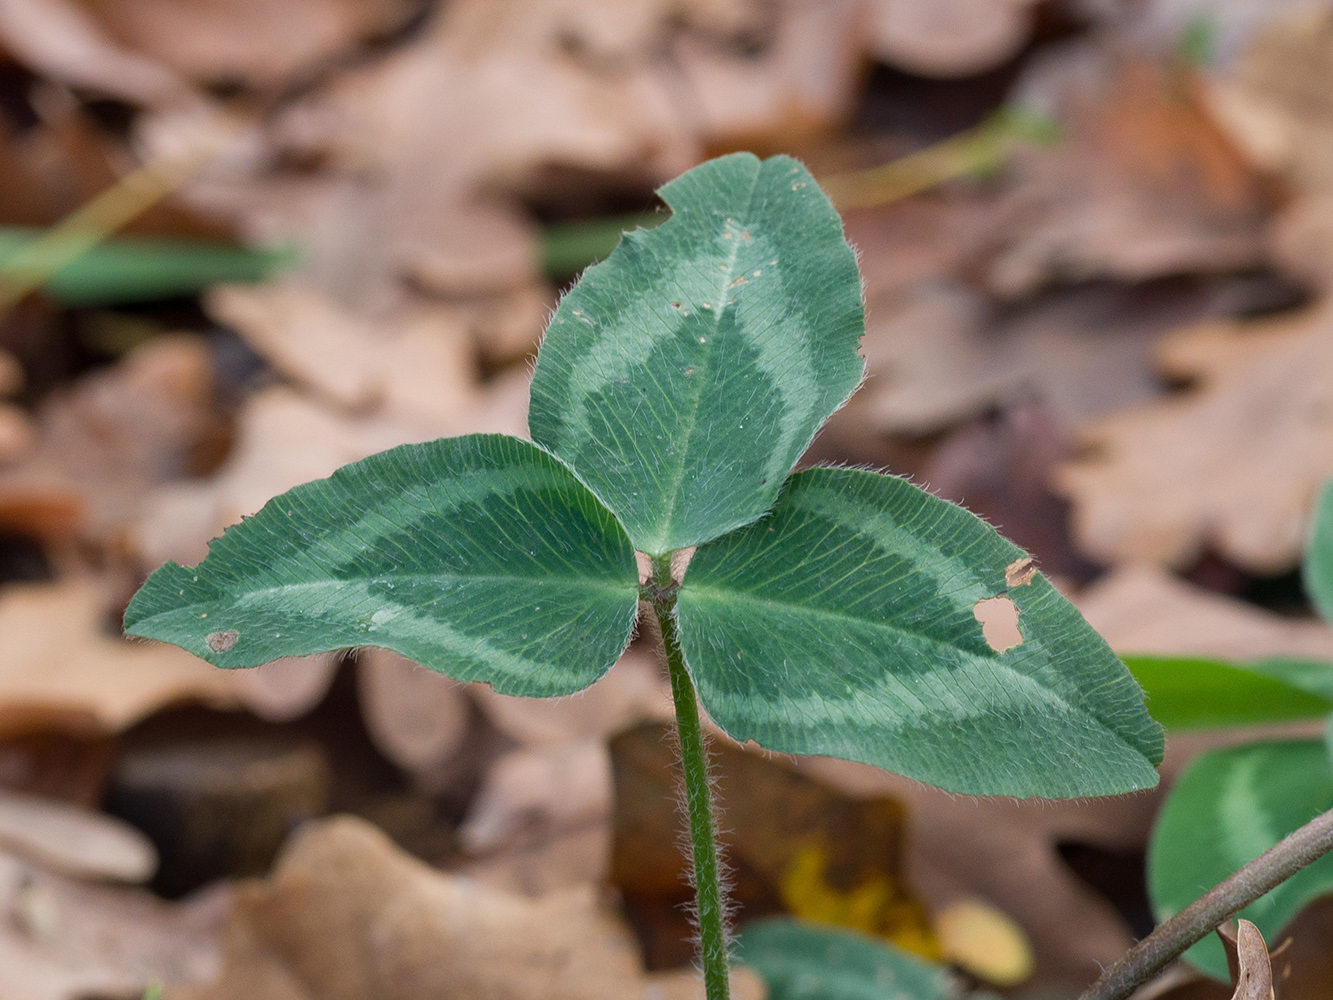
[858,280,1200,436]
[989,50,1268,297]
[0,0,193,107]
[1076,563,1333,662]
[207,282,479,423]
[165,815,764,1000]
[134,377,529,570]
[798,752,1160,993]
[865,0,1040,77]
[0,333,225,549]
[357,649,471,788]
[470,645,673,747]
[1224,920,1275,1000]
[1202,8,1333,196]
[0,848,225,1000]
[667,0,864,150]
[1055,304,1333,572]
[0,578,239,736]
[0,578,338,736]
[456,760,608,887]
[82,0,419,89]
[0,789,156,883]
[612,721,937,971]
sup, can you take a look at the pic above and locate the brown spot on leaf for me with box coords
[1005,557,1037,588]
[974,597,1023,653]
[206,630,239,653]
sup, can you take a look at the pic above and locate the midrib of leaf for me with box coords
[134,571,633,619]
[681,582,983,658]
[651,188,758,554]
[681,582,1147,749]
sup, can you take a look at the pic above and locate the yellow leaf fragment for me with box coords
[935,897,1034,987]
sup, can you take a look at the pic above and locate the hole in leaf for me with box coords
[973,597,1022,653]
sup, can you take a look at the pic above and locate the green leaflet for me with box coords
[736,918,957,1000]
[1149,740,1333,980]
[1124,655,1333,730]
[1306,478,1333,624]
[124,434,639,697]
[676,468,1164,798]
[528,153,865,556]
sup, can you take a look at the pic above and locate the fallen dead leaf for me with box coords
[858,279,1200,436]
[207,281,478,423]
[0,333,227,550]
[0,577,338,736]
[611,721,937,971]
[0,578,237,736]
[0,789,157,883]
[1223,920,1275,1000]
[0,0,193,107]
[165,814,764,1000]
[990,49,1268,297]
[357,649,472,790]
[0,847,225,1000]
[457,739,610,867]
[1202,7,1333,196]
[935,897,1034,987]
[81,0,420,89]
[865,0,1040,77]
[134,377,529,570]
[470,644,673,747]
[1076,564,1333,662]
[1055,304,1333,573]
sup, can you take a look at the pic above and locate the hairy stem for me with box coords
[649,553,731,1000]
[1080,805,1333,1000]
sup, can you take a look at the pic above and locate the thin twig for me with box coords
[1079,806,1333,1000]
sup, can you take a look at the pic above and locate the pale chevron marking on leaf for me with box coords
[677,467,1164,799]
[125,434,639,698]
[1149,741,1333,979]
[529,153,864,555]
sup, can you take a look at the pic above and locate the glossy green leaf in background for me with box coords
[1124,656,1333,730]
[1148,740,1333,980]
[528,152,865,556]
[1305,478,1333,624]
[736,918,957,1000]
[124,434,639,697]
[676,468,1164,798]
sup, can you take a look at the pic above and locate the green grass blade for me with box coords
[1124,655,1333,730]
[529,153,865,556]
[0,227,292,307]
[736,918,956,1000]
[124,434,639,697]
[676,468,1163,798]
[1149,740,1333,980]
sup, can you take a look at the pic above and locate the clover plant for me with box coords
[124,153,1164,1000]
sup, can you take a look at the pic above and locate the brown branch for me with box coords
[1079,805,1333,1000]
